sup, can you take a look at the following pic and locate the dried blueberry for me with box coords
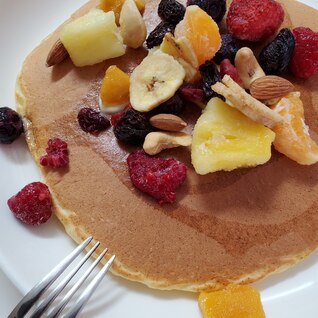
[151,93,185,115]
[0,107,23,144]
[158,0,186,25]
[146,21,175,49]
[213,34,239,64]
[187,0,226,23]
[199,60,224,100]
[114,109,152,145]
[77,107,110,134]
[259,28,295,75]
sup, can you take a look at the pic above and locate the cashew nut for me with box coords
[143,131,192,155]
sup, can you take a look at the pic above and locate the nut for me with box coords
[143,131,192,155]
[250,75,295,100]
[46,39,69,67]
[149,114,187,131]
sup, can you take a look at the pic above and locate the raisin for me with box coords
[77,107,110,133]
[151,93,185,115]
[158,0,186,25]
[259,28,295,75]
[0,107,24,144]
[187,0,226,23]
[114,109,152,145]
[146,21,175,49]
[40,138,69,168]
[213,34,239,64]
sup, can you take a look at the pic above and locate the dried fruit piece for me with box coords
[213,33,239,65]
[0,107,23,144]
[259,28,295,75]
[219,59,243,86]
[127,149,187,204]
[40,138,69,168]
[226,0,284,41]
[111,105,132,126]
[179,83,207,108]
[187,0,226,23]
[146,21,175,49]
[158,0,186,25]
[151,93,185,115]
[290,27,318,78]
[7,182,52,225]
[78,107,110,133]
[271,92,318,165]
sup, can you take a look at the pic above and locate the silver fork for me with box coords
[8,237,115,318]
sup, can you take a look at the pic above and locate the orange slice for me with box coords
[174,5,221,66]
[271,92,318,165]
[99,65,130,111]
[199,284,266,318]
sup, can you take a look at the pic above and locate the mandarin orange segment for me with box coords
[271,92,318,165]
[174,5,221,66]
[100,65,130,109]
[199,284,266,318]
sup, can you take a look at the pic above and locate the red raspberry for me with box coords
[7,182,52,225]
[40,138,69,167]
[127,150,187,204]
[226,0,284,41]
[219,59,243,86]
[290,27,318,78]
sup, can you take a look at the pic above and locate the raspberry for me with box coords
[7,182,52,225]
[0,107,24,144]
[219,59,243,86]
[290,27,318,79]
[127,150,187,204]
[40,138,69,167]
[226,0,284,41]
[213,34,239,65]
[77,107,110,133]
[158,0,186,25]
[146,21,175,49]
[187,0,226,23]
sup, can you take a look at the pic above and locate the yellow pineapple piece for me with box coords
[191,97,275,175]
[60,9,125,67]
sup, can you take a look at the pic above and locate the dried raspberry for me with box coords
[127,150,187,204]
[187,0,226,23]
[290,27,318,79]
[226,0,284,41]
[7,182,52,225]
[179,83,207,108]
[0,107,24,144]
[213,34,239,65]
[146,21,175,49]
[77,107,110,133]
[219,59,243,86]
[158,0,186,25]
[40,138,69,168]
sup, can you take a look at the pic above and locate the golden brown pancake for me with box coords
[16,0,318,291]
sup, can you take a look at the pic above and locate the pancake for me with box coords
[16,0,318,292]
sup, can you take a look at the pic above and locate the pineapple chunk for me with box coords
[60,9,125,67]
[191,98,275,175]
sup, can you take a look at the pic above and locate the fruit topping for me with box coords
[60,9,125,67]
[226,0,284,41]
[151,92,185,115]
[212,75,283,128]
[199,284,266,318]
[7,182,52,225]
[127,149,187,204]
[187,0,226,23]
[114,108,152,145]
[119,0,147,49]
[259,28,295,75]
[100,65,130,112]
[78,107,110,133]
[146,21,175,49]
[0,107,24,144]
[130,50,185,112]
[290,27,318,78]
[40,138,69,168]
[158,0,186,25]
[179,84,207,108]
[174,5,221,65]
[149,113,187,132]
[111,105,131,126]
[219,59,243,86]
[271,92,318,165]
[191,97,275,175]
[213,34,239,65]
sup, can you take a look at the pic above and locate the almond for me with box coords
[149,114,187,132]
[46,39,69,67]
[250,75,294,100]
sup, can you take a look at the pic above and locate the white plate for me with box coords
[0,0,318,317]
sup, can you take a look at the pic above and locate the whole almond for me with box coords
[250,75,294,100]
[46,39,69,67]
[149,114,187,132]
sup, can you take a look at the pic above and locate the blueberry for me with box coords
[0,107,24,144]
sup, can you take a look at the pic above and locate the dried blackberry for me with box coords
[187,0,226,23]
[0,107,24,144]
[146,21,175,49]
[213,34,239,64]
[199,60,224,100]
[151,93,185,115]
[259,28,295,75]
[158,0,186,25]
[114,109,152,145]
[77,107,110,133]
